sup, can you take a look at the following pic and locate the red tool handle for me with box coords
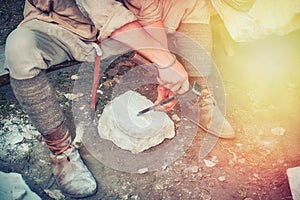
[91,50,101,109]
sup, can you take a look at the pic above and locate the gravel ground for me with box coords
[0,0,24,45]
[1,1,300,200]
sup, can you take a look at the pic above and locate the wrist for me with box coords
[153,53,176,69]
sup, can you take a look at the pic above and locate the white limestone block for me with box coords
[287,167,300,200]
[98,90,175,154]
[0,171,41,200]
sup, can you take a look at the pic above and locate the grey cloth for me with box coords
[168,23,213,78]
[10,71,64,135]
[5,20,96,80]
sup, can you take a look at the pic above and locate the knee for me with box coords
[5,29,36,61]
[5,29,40,79]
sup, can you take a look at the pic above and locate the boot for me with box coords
[10,72,97,197]
[191,78,235,139]
[198,88,235,139]
[43,122,97,198]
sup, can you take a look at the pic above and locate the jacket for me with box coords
[124,0,214,33]
[20,0,136,41]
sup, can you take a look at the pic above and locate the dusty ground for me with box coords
[1,1,300,200]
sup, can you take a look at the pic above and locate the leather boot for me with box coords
[198,88,235,139]
[191,78,235,139]
[43,123,97,198]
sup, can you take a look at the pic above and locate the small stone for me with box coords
[253,173,259,178]
[44,189,65,200]
[23,124,39,139]
[120,194,129,200]
[204,156,219,167]
[39,159,46,164]
[218,176,226,182]
[155,183,164,190]
[271,127,285,136]
[236,143,243,147]
[184,125,192,129]
[63,93,84,100]
[202,194,211,200]
[171,114,181,122]
[138,168,148,174]
[11,133,24,145]
[103,80,113,87]
[70,74,79,80]
[184,166,199,173]
[113,77,120,83]
[204,159,217,168]
[130,194,140,200]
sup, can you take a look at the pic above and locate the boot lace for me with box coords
[44,130,72,155]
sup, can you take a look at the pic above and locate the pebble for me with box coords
[202,194,212,200]
[155,183,164,190]
[44,189,65,200]
[204,156,218,168]
[271,127,285,136]
[23,124,38,139]
[70,74,79,80]
[138,168,148,174]
[236,143,243,147]
[184,166,199,173]
[63,93,84,100]
[204,159,217,167]
[130,194,140,200]
[218,176,226,182]
[11,133,24,145]
[171,114,181,122]
[253,173,259,178]
[184,125,192,129]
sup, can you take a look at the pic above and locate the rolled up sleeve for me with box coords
[78,0,137,40]
[124,0,163,26]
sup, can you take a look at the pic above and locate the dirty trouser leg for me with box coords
[5,27,72,134]
[168,23,235,139]
[5,27,97,197]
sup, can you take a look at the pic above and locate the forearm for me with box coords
[111,20,189,95]
[111,21,174,67]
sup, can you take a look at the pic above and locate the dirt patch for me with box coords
[1,1,300,200]
[0,0,24,45]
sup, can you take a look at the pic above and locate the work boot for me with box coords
[43,123,97,198]
[198,87,235,139]
[10,72,97,197]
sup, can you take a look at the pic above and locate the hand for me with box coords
[157,59,189,95]
[155,85,178,111]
